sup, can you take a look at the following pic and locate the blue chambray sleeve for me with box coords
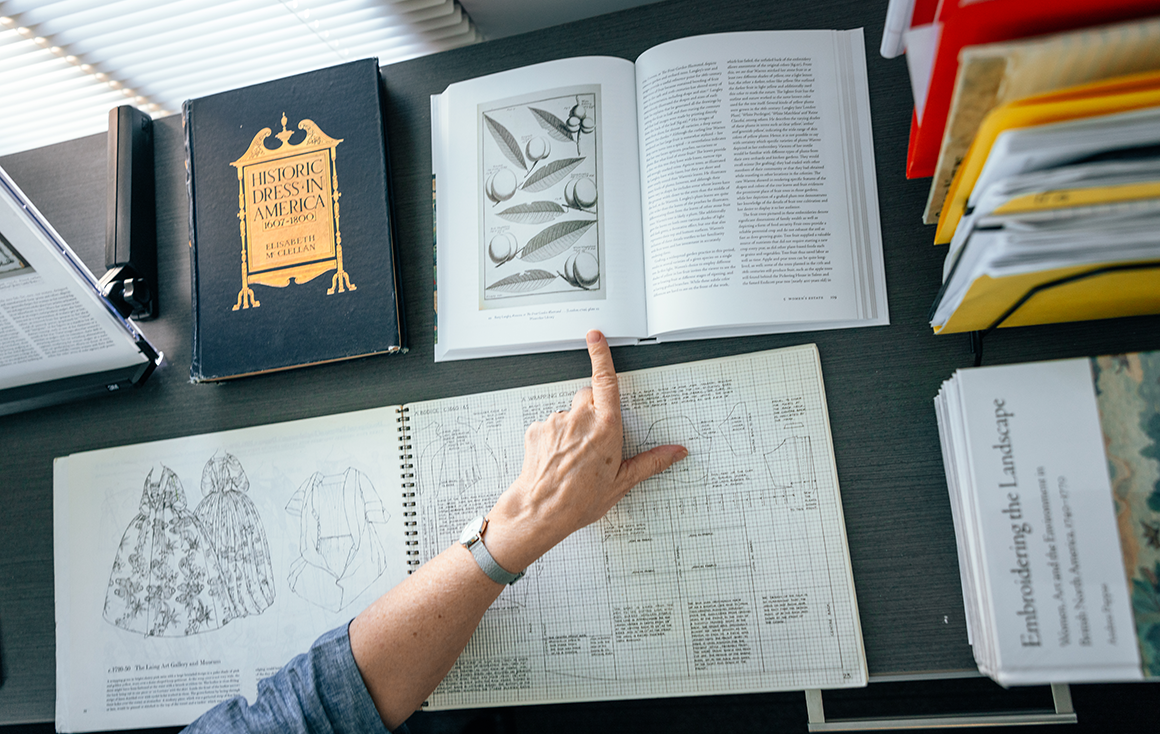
[181,623,410,734]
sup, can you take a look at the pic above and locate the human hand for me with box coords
[482,330,687,574]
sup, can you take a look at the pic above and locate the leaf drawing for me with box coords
[484,114,526,171]
[521,157,584,193]
[519,220,596,262]
[529,107,574,143]
[496,201,566,225]
[487,269,557,293]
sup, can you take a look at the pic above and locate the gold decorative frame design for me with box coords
[229,114,355,310]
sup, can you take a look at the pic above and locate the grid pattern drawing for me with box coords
[410,344,865,709]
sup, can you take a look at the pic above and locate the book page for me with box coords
[634,31,886,338]
[412,344,866,708]
[432,57,648,361]
[0,168,150,391]
[53,408,411,732]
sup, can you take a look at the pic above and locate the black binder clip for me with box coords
[98,105,158,321]
[968,261,1160,367]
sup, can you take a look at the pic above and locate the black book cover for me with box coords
[185,58,404,381]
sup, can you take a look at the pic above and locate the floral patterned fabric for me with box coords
[1093,352,1160,677]
[195,451,276,617]
[104,466,236,636]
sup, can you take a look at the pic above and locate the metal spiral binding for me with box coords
[397,406,421,573]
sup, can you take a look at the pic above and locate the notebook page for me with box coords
[411,344,866,708]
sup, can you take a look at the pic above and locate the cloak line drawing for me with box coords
[194,451,276,617]
[285,467,391,612]
[104,466,237,637]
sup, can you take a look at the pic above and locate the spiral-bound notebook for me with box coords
[53,344,865,732]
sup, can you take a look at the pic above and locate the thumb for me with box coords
[617,445,688,490]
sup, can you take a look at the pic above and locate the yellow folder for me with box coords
[934,70,1160,245]
[934,260,1160,334]
[990,183,1160,215]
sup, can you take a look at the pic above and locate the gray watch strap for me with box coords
[468,535,525,585]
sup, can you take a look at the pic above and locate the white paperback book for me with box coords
[55,344,866,732]
[935,353,1160,685]
[0,165,159,413]
[431,30,887,361]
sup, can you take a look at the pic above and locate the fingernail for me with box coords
[587,330,602,344]
[676,447,689,460]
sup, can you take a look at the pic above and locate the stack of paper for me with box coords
[927,76,1160,333]
[923,15,1160,224]
[934,352,1160,685]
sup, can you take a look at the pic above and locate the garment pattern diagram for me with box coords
[633,402,757,485]
[416,413,537,609]
[480,84,604,306]
[419,417,504,499]
[285,467,392,612]
[532,400,837,686]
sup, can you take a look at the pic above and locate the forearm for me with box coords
[346,331,685,731]
[349,542,506,731]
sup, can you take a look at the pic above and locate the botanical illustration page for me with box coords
[433,56,648,360]
[480,84,604,308]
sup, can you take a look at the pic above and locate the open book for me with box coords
[0,166,159,414]
[431,30,887,361]
[54,344,865,732]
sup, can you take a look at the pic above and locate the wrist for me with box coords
[459,516,524,585]
[481,486,558,573]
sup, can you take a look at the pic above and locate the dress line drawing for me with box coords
[194,451,276,617]
[285,467,392,612]
[103,465,237,637]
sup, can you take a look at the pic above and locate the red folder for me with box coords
[905,0,1160,179]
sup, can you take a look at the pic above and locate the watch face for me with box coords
[458,515,486,545]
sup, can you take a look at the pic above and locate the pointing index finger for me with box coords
[586,330,620,419]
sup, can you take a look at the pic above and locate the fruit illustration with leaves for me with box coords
[486,269,557,294]
[524,136,550,174]
[496,201,566,225]
[566,99,595,155]
[484,114,526,171]
[522,157,584,193]
[518,220,596,262]
[488,232,518,265]
[564,177,597,211]
[486,168,517,204]
[559,251,599,290]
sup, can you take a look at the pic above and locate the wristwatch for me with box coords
[458,515,525,585]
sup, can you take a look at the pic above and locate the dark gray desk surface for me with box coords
[2,0,1159,726]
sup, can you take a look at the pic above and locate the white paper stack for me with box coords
[934,353,1160,685]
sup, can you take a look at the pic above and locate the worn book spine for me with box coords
[184,99,203,380]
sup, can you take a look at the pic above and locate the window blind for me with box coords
[0,0,480,155]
